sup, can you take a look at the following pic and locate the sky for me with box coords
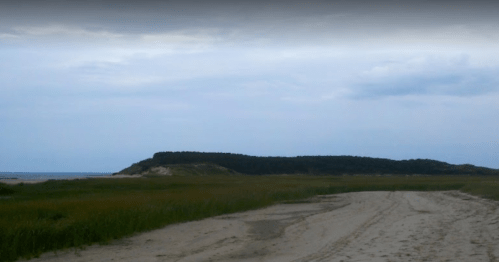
[1,0,499,172]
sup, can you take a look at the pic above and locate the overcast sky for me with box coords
[1,0,498,172]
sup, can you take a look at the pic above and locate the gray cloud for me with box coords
[1,0,499,48]
[350,55,499,98]
[353,72,499,98]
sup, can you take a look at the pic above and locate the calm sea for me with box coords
[0,172,113,180]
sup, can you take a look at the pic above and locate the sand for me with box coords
[20,191,499,262]
[0,175,143,185]
[1,179,51,185]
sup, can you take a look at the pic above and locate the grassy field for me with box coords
[1,174,498,261]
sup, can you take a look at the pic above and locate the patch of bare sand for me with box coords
[94,174,143,179]
[0,179,50,185]
[21,191,499,262]
[0,175,143,185]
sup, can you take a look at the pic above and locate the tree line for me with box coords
[118,151,499,176]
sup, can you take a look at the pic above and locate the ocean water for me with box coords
[0,172,113,180]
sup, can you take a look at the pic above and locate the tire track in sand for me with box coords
[290,192,400,262]
[21,191,499,262]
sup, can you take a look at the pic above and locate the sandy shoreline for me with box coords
[0,174,143,185]
[19,190,499,262]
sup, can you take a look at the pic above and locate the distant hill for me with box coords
[116,151,499,176]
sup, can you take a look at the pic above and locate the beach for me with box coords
[0,174,142,185]
[20,190,499,262]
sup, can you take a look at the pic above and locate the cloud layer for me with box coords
[1,0,499,171]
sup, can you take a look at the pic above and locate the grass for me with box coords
[1,174,498,261]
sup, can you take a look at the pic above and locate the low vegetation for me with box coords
[1,174,499,261]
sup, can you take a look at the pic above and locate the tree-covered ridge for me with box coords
[117,151,499,176]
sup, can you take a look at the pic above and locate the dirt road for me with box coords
[24,191,499,262]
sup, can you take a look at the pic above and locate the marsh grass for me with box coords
[0,175,498,261]
[0,184,15,196]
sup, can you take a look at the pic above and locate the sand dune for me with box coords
[22,191,499,262]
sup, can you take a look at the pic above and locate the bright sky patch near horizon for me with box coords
[1,0,498,172]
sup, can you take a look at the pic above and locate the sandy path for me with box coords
[22,191,499,262]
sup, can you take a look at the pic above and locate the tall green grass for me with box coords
[0,175,498,261]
